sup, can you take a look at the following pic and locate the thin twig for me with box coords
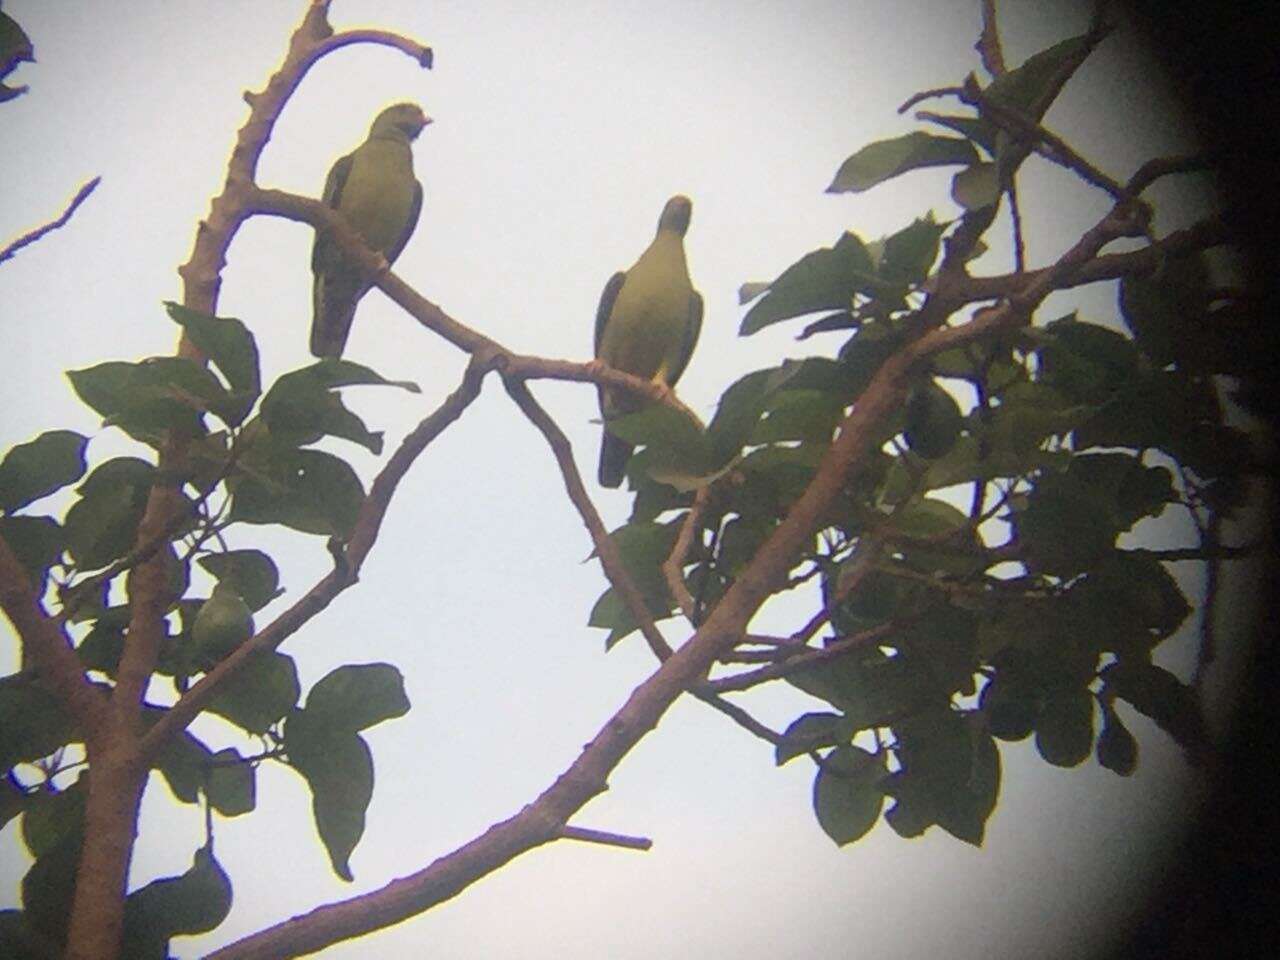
[1126,154,1213,195]
[663,488,710,622]
[702,621,898,695]
[503,376,674,662]
[559,825,652,851]
[1008,180,1026,273]
[0,176,101,266]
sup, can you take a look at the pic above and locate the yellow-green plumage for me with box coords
[594,195,703,487]
[311,103,430,358]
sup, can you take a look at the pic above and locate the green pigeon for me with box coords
[310,102,430,358]
[594,195,703,488]
[0,6,35,103]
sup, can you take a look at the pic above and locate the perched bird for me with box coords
[0,6,35,103]
[594,195,703,488]
[310,102,430,358]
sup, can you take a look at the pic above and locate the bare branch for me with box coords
[0,176,101,266]
[503,376,674,662]
[1126,154,1214,195]
[663,487,709,622]
[559,825,652,851]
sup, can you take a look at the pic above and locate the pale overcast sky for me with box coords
[0,2,1248,958]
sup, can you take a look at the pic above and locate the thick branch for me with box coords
[0,176,101,266]
[947,214,1230,302]
[0,534,103,729]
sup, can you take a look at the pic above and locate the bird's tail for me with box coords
[598,431,633,488]
[310,274,360,359]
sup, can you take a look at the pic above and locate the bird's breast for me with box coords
[340,142,418,253]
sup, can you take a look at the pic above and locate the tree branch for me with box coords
[0,176,101,266]
[503,376,675,662]
[559,825,652,851]
[139,360,488,760]
[0,534,104,730]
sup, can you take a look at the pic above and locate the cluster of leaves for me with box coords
[1,304,418,954]
[591,31,1256,848]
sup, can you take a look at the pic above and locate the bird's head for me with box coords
[657,195,693,236]
[370,102,432,141]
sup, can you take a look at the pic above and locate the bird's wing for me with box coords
[384,179,423,266]
[594,270,627,358]
[666,289,704,387]
[311,149,355,272]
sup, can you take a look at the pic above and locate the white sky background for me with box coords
[0,1,1250,958]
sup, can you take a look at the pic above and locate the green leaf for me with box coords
[21,829,80,947]
[979,673,1038,741]
[0,909,51,960]
[197,549,281,612]
[1096,702,1138,776]
[920,112,998,154]
[300,357,421,393]
[878,215,945,286]
[1102,661,1205,757]
[207,651,300,735]
[904,381,964,459]
[284,711,374,882]
[261,367,385,454]
[776,712,856,766]
[0,675,76,772]
[152,725,214,805]
[0,431,88,513]
[1034,316,1139,403]
[749,389,844,445]
[606,402,714,487]
[165,302,261,424]
[121,845,233,956]
[206,749,256,816]
[884,709,998,845]
[587,520,680,648]
[812,746,885,846]
[68,358,237,440]
[740,232,876,335]
[985,32,1095,121]
[1034,686,1094,767]
[0,515,63,594]
[229,446,364,538]
[303,663,411,734]
[77,617,126,676]
[191,582,253,666]
[950,162,1001,210]
[20,776,84,859]
[787,648,938,731]
[63,457,156,570]
[1,777,25,834]
[826,132,979,193]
